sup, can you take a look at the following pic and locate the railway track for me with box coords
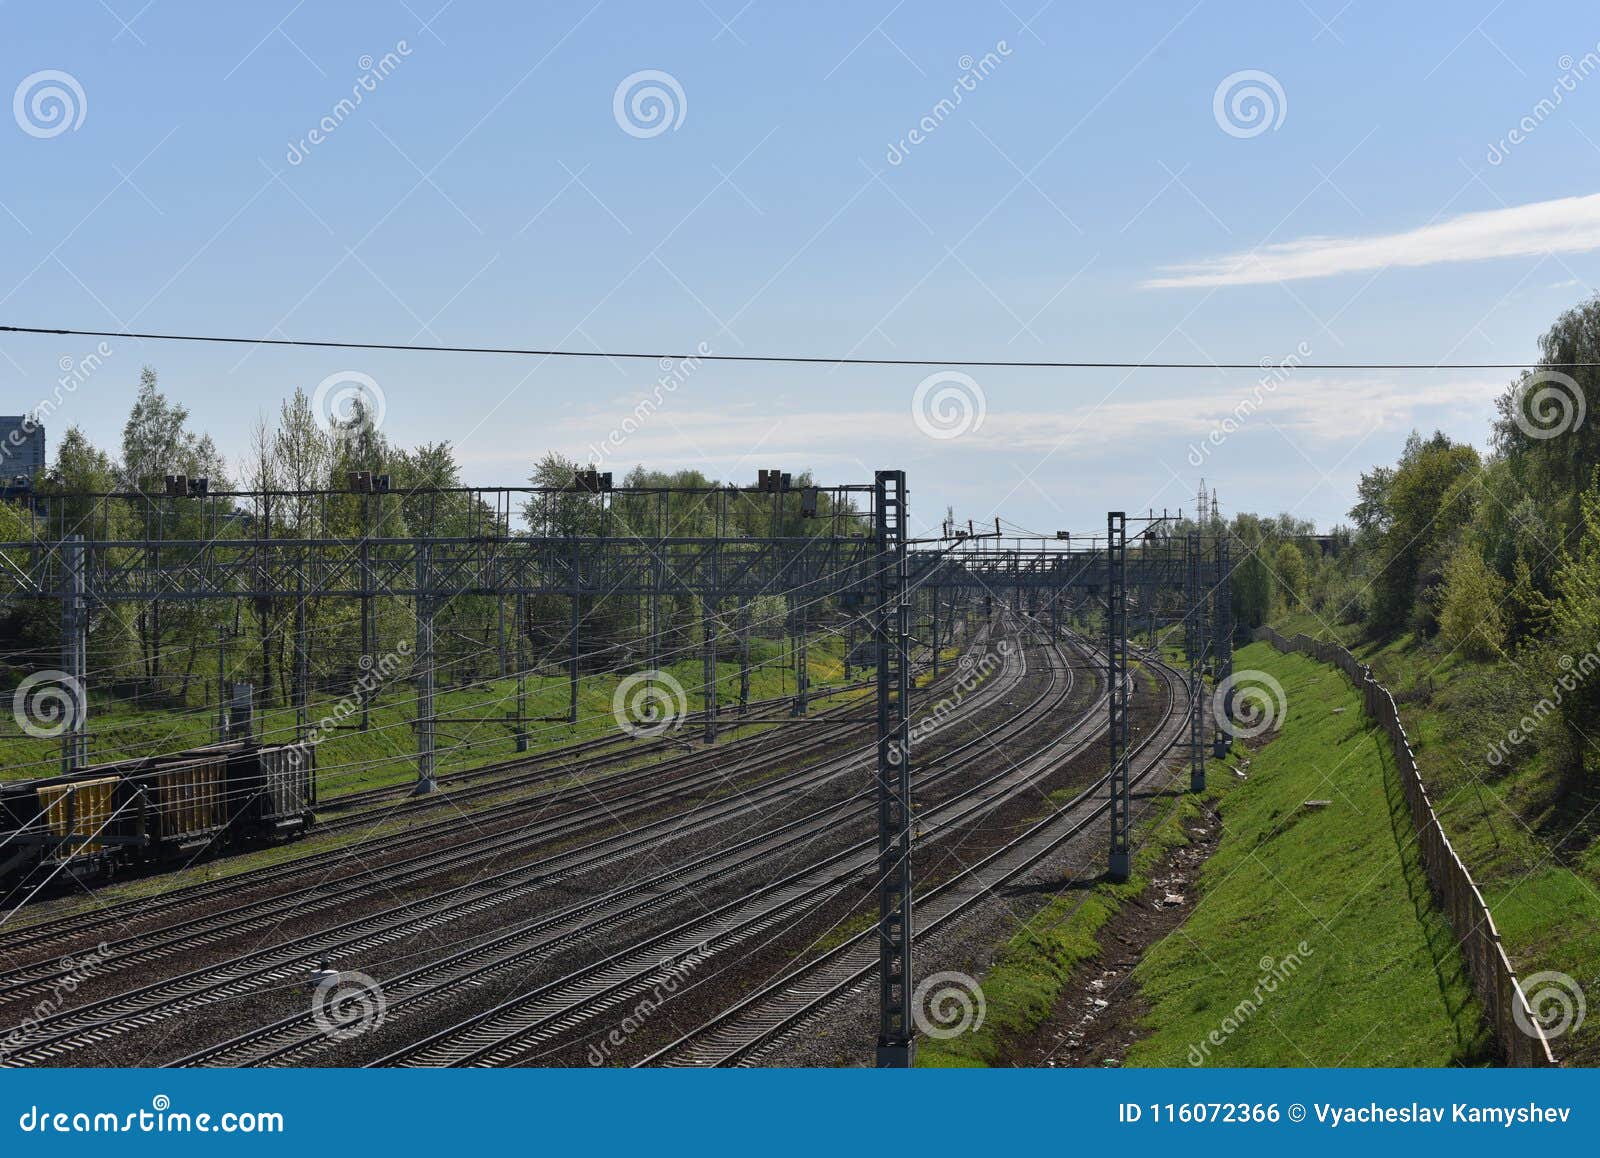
[167,619,1068,1067]
[0,720,866,1003]
[643,647,1188,1067]
[0,625,1016,1065]
[319,676,881,820]
[354,623,1109,1068]
[0,652,936,971]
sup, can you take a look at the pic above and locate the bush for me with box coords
[1439,543,1507,660]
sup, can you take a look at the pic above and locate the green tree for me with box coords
[1366,431,1481,637]
[1492,298,1600,534]
[1273,541,1307,609]
[1438,542,1507,660]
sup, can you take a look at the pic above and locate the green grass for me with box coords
[916,741,1210,1068]
[3,633,865,798]
[1130,643,1486,1066]
[1272,608,1600,1065]
[919,643,1486,1068]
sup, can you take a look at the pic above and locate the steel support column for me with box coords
[215,625,230,743]
[1213,530,1233,757]
[359,507,374,731]
[514,591,528,752]
[293,570,309,744]
[569,544,581,727]
[790,596,808,717]
[1107,511,1131,881]
[1186,531,1206,792]
[703,596,719,744]
[414,546,437,794]
[738,600,751,713]
[873,469,914,1068]
[59,535,88,774]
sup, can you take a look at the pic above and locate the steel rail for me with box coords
[643,649,1187,1067]
[363,625,1103,1068]
[0,629,1007,1064]
[177,621,1065,1067]
[0,655,932,966]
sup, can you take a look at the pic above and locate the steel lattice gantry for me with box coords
[0,481,897,786]
[872,470,914,1068]
[905,522,1235,881]
[1105,512,1132,880]
[0,532,886,603]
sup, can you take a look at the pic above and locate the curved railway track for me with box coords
[355,623,1111,1068]
[319,675,882,819]
[0,651,937,970]
[0,624,1020,1066]
[643,645,1187,1067]
[168,618,1074,1067]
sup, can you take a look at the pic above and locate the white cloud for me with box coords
[459,376,1506,476]
[1145,192,1600,288]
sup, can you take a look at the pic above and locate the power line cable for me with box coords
[2,324,1583,370]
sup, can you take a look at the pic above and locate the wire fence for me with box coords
[1252,625,1557,1068]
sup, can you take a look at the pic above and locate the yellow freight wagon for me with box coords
[37,775,119,854]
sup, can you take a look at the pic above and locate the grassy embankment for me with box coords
[919,641,1485,1067]
[1269,608,1600,1064]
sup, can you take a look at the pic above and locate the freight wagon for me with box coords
[0,741,314,892]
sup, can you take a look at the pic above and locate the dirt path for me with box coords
[1001,798,1223,1067]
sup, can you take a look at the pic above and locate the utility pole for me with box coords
[873,469,914,1068]
[215,624,235,743]
[59,535,87,774]
[1213,527,1233,757]
[294,568,309,745]
[703,596,719,744]
[738,600,751,713]
[414,546,437,795]
[359,496,373,731]
[569,535,581,727]
[514,591,528,753]
[1107,511,1131,881]
[1186,530,1206,792]
[790,595,808,717]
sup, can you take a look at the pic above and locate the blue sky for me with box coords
[4,0,1599,535]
